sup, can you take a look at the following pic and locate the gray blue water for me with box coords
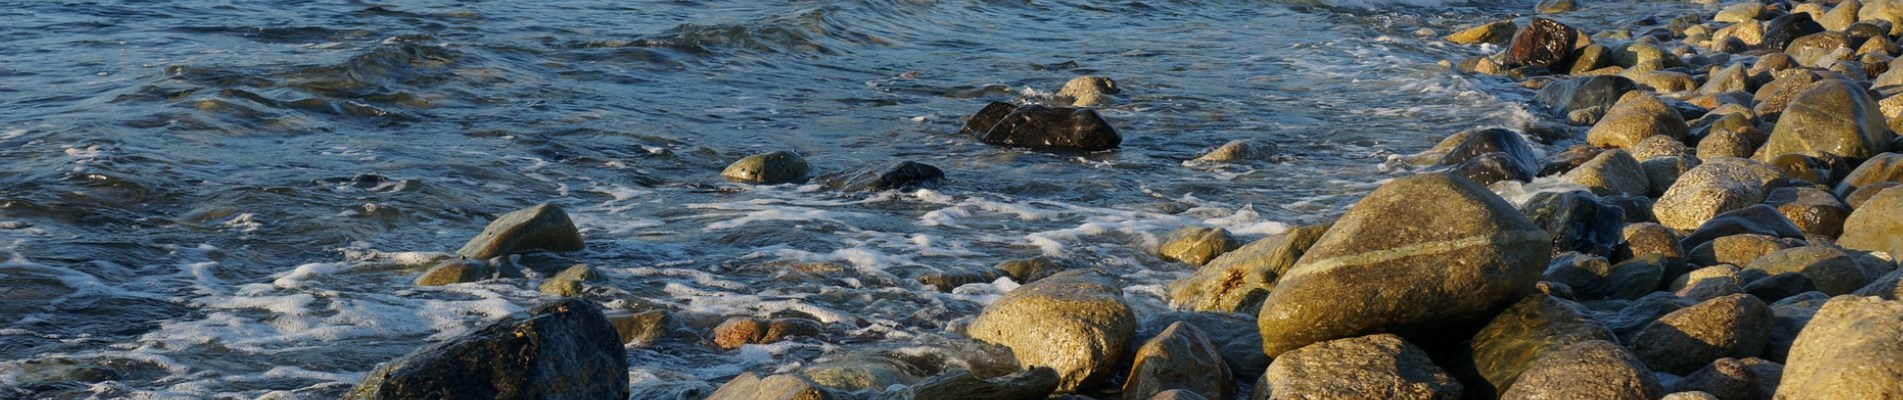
[0,0,1700,398]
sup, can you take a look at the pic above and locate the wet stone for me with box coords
[456,203,585,260]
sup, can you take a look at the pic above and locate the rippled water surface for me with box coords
[1,0,1709,398]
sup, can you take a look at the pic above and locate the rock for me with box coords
[1655,158,1774,231]
[915,268,1005,292]
[1447,20,1517,45]
[1257,334,1462,400]
[1536,76,1639,120]
[1752,71,1820,119]
[1765,186,1849,237]
[1466,294,1617,397]
[1775,295,1903,399]
[993,256,1070,284]
[1698,126,1769,160]
[1748,246,1868,295]
[1786,32,1853,68]
[1624,69,1698,92]
[799,356,924,391]
[416,258,522,286]
[967,269,1135,392]
[1674,357,1783,400]
[1839,186,1903,257]
[1505,18,1579,69]
[1715,21,1766,49]
[1848,182,1902,209]
[1587,92,1690,150]
[1681,204,1807,251]
[1055,76,1118,107]
[1664,392,1722,400]
[1823,0,1864,31]
[1758,79,1893,163]
[457,203,585,260]
[815,161,944,192]
[1123,322,1233,400]
[1691,233,1791,268]
[1422,128,1541,186]
[1631,135,1690,160]
[1604,194,1658,223]
[606,309,671,346]
[707,372,843,400]
[1522,191,1626,258]
[1565,149,1650,197]
[1500,340,1664,400]
[871,368,1058,400]
[1698,64,1752,95]
[1609,255,1669,300]
[1544,253,1616,299]
[1607,292,1698,340]
[1714,2,1764,23]
[1628,293,1773,374]
[1761,12,1826,50]
[1642,156,1701,197]
[1535,0,1576,14]
[1168,224,1328,313]
[1833,152,1903,196]
[1148,390,1210,400]
[1743,272,1818,302]
[723,151,811,184]
[1862,0,1903,36]
[1567,44,1614,74]
[714,317,823,349]
[1767,292,1830,362]
[1257,174,1549,356]
[1194,139,1276,163]
[1158,227,1239,266]
[958,102,1120,152]
[344,298,628,400]
[538,264,601,297]
[1623,222,1689,266]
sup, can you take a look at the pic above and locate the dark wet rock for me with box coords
[1839,187,1903,258]
[1522,191,1626,258]
[959,102,1120,152]
[1536,281,1577,299]
[993,256,1071,284]
[1433,128,1541,185]
[1760,12,1826,51]
[1465,294,1616,397]
[1747,246,1869,295]
[538,264,600,297]
[723,150,811,184]
[1158,227,1239,266]
[1757,79,1893,163]
[416,258,523,286]
[1833,152,1903,196]
[1505,18,1578,69]
[816,161,944,192]
[1656,158,1774,231]
[1603,194,1657,223]
[1256,334,1461,400]
[1587,93,1689,150]
[968,269,1135,392]
[1674,357,1783,400]
[1672,264,1747,297]
[1148,389,1211,400]
[1256,174,1548,356]
[1681,205,1806,252]
[457,203,584,260]
[1857,267,1903,299]
[1786,32,1852,68]
[1123,322,1233,400]
[1500,340,1664,400]
[1607,292,1698,341]
[1168,224,1327,313]
[713,317,823,350]
[1767,291,1829,362]
[1628,293,1773,375]
[915,267,1006,292]
[1776,295,1903,399]
[1609,255,1669,300]
[1564,149,1650,196]
[1765,186,1849,237]
[605,309,672,347]
[707,372,844,400]
[1543,253,1615,299]
[1447,20,1517,45]
[1538,144,1605,177]
[870,368,1058,400]
[1536,76,1639,121]
[344,298,628,400]
[1642,156,1700,198]
[799,355,924,392]
[1744,272,1817,303]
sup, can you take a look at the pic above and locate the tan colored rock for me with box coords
[1833,152,1903,196]
[1776,295,1903,399]
[1057,76,1119,107]
[1765,186,1849,237]
[1757,79,1894,162]
[1655,158,1773,231]
[1623,69,1697,92]
[707,372,840,400]
[1467,294,1616,397]
[538,264,601,297]
[457,203,585,260]
[1588,92,1689,150]
[1257,334,1461,400]
[1168,224,1328,313]
[1158,227,1240,266]
[723,151,812,184]
[1447,20,1517,45]
[714,317,822,350]
[967,270,1135,392]
[1748,246,1869,295]
[1195,139,1277,162]
[1628,293,1773,374]
[1123,322,1233,400]
[1564,149,1650,196]
[1715,2,1764,23]
[1840,187,1903,257]
[1500,340,1664,400]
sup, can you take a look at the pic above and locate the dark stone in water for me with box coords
[1535,76,1638,121]
[1504,18,1578,69]
[959,101,1121,151]
[1680,204,1807,251]
[1437,128,1541,185]
[345,298,628,400]
[1521,190,1627,258]
[1762,13,1826,51]
[816,161,945,192]
[457,203,585,260]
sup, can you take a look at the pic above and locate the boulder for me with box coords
[1673,357,1784,400]
[1785,32,1853,68]
[1447,20,1518,45]
[1123,322,1233,400]
[1862,0,1903,36]
[1848,182,1902,209]
[815,161,944,192]
[1752,70,1819,119]
[707,373,843,400]
[1609,255,1669,300]
[1564,149,1651,196]
[1425,128,1541,185]
[1256,334,1462,400]
[1158,227,1239,266]
[1833,152,1903,196]
[1465,294,1617,397]
[967,270,1135,392]
[1775,295,1903,399]
[1257,174,1549,356]
[1625,69,1698,93]
[1681,204,1807,251]
[1823,0,1864,31]
[714,317,823,349]
[538,264,601,297]
[1641,156,1701,198]
[1567,44,1614,75]
[1747,246,1869,295]
[1631,135,1690,160]
[1505,18,1579,69]
[1521,191,1626,258]
[1168,224,1328,313]
[723,151,811,184]
[1767,292,1830,362]
[870,368,1058,400]
[457,203,585,260]
[1697,64,1752,95]
[1535,0,1576,13]
[1622,222,1688,266]
[1839,186,1903,257]
[1691,233,1792,269]
[1698,126,1768,160]
[605,309,672,346]
[1587,93,1690,150]
[1195,139,1277,163]
[1759,80,1893,163]
[1655,158,1774,231]
[1499,340,1664,400]
[344,298,628,400]
[993,256,1071,284]
[959,102,1120,152]
[1536,76,1639,120]
[1765,186,1849,237]
[799,355,924,391]
[1761,12,1826,51]
[1715,2,1763,23]
[1055,76,1118,107]
[1627,293,1773,374]
[1744,272,1818,303]
[1543,253,1616,299]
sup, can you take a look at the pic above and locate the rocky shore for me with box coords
[332,1,1903,399]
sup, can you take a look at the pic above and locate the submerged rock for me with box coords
[1521,191,1626,258]
[723,150,811,184]
[344,298,628,400]
[537,264,601,297]
[713,317,823,350]
[1465,294,1617,397]
[967,269,1135,392]
[815,161,945,192]
[871,368,1058,400]
[1256,334,1462,400]
[1447,20,1517,45]
[416,258,523,286]
[1257,174,1548,356]
[457,203,585,260]
[959,102,1121,152]
[1434,128,1542,185]
[1194,139,1277,163]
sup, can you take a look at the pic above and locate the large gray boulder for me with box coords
[1775,295,1903,399]
[344,298,628,400]
[966,270,1135,392]
[457,203,584,260]
[1257,174,1549,356]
